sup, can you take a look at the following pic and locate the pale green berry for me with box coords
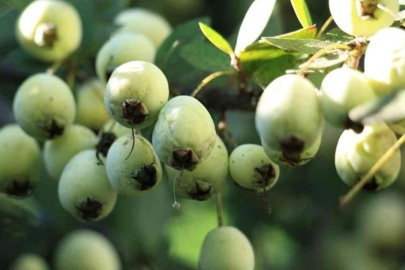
[114,8,172,47]
[364,27,405,96]
[152,95,217,171]
[106,134,162,196]
[96,33,156,84]
[75,78,111,130]
[329,0,398,37]
[255,74,324,167]
[0,124,41,197]
[58,149,117,222]
[320,67,377,131]
[54,229,121,270]
[164,135,228,201]
[198,226,255,270]
[335,122,400,190]
[104,60,169,130]
[13,73,76,140]
[101,119,131,139]
[229,144,279,192]
[15,0,82,62]
[43,124,98,181]
[9,253,49,270]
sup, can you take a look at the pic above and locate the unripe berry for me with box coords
[114,8,172,48]
[335,122,400,190]
[58,150,117,222]
[104,61,169,130]
[329,0,398,37]
[0,124,41,197]
[43,124,98,181]
[9,253,49,270]
[13,73,76,140]
[198,226,255,270]
[15,0,82,62]
[164,135,228,201]
[364,27,405,96]
[96,33,156,84]
[320,67,377,131]
[106,134,162,196]
[54,229,121,270]
[229,144,280,192]
[75,78,111,130]
[255,74,324,167]
[152,95,217,171]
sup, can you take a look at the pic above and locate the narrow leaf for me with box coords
[262,37,337,54]
[235,0,277,55]
[199,22,234,56]
[290,0,313,28]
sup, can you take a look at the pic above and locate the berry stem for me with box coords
[216,192,224,227]
[339,133,405,208]
[46,61,63,74]
[191,70,235,97]
[315,16,333,39]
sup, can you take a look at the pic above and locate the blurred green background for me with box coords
[1,0,405,269]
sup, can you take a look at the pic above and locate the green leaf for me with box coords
[3,0,30,10]
[180,42,233,72]
[290,0,313,28]
[273,25,317,39]
[324,27,354,43]
[262,37,338,54]
[298,53,348,70]
[235,0,277,55]
[198,22,234,56]
[251,54,296,86]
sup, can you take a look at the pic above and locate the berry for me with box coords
[364,27,405,96]
[329,0,399,37]
[104,61,169,130]
[114,8,172,47]
[152,95,217,171]
[106,134,162,196]
[198,226,255,270]
[229,144,280,192]
[96,33,156,84]
[0,124,41,197]
[9,253,49,270]
[13,73,76,140]
[335,122,400,190]
[15,0,82,62]
[54,229,121,270]
[43,124,98,181]
[255,74,324,167]
[58,150,117,222]
[164,135,228,201]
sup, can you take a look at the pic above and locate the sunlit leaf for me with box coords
[198,22,234,56]
[324,27,354,43]
[262,37,337,54]
[235,0,277,55]
[273,25,317,39]
[290,0,313,28]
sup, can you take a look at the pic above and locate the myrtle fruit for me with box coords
[58,150,117,222]
[198,226,255,270]
[152,95,217,171]
[164,135,228,201]
[43,124,98,181]
[229,144,280,192]
[13,73,76,141]
[75,78,111,130]
[104,60,169,130]
[106,134,162,196]
[0,124,41,197]
[114,8,172,47]
[335,122,400,191]
[329,0,398,37]
[320,67,377,131]
[15,0,82,62]
[9,253,49,270]
[255,74,324,167]
[54,229,121,270]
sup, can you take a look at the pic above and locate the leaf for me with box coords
[290,0,313,28]
[262,37,338,54]
[198,22,234,56]
[252,54,296,86]
[3,0,30,10]
[298,53,348,70]
[273,25,317,39]
[324,27,354,43]
[180,42,233,72]
[234,0,277,55]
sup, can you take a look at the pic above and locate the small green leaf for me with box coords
[252,55,296,86]
[290,0,313,28]
[273,25,317,39]
[198,22,234,56]
[235,0,277,55]
[262,37,338,54]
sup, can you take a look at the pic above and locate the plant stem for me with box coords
[191,70,234,97]
[216,192,224,227]
[315,16,333,39]
[339,133,405,208]
[46,61,63,74]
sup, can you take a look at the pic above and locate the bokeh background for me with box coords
[1,0,405,269]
